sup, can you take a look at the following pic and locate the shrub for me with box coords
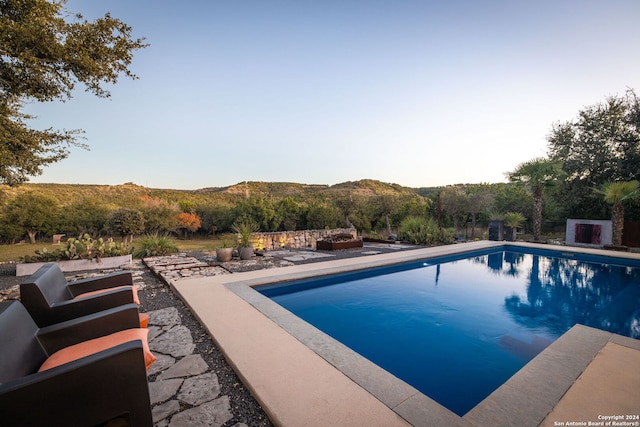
[365,230,387,240]
[177,212,201,234]
[132,234,179,258]
[398,216,454,245]
[107,208,145,245]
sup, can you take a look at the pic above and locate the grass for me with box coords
[0,242,61,262]
[0,235,237,263]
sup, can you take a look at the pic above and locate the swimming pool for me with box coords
[258,247,640,416]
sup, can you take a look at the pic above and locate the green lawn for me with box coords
[0,242,61,262]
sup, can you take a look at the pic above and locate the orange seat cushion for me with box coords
[74,285,140,305]
[39,328,156,372]
[139,312,149,328]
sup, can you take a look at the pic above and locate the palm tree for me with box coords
[507,158,564,241]
[597,181,640,246]
[503,211,526,241]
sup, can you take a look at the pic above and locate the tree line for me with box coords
[0,175,635,247]
[0,186,431,244]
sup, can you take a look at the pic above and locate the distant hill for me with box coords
[0,179,433,207]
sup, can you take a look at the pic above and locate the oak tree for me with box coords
[59,197,110,237]
[4,191,59,243]
[440,186,469,233]
[547,90,640,218]
[107,208,144,246]
[177,212,201,237]
[0,0,147,185]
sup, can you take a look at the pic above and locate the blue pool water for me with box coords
[258,247,640,416]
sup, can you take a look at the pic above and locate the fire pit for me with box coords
[316,233,363,251]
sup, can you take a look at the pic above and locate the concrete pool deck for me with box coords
[170,241,640,426]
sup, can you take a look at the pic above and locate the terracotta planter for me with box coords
[239,246,254,260]
[215,247,233,262]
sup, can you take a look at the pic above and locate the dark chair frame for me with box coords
[0,301,152,427]
[20,262,137,327]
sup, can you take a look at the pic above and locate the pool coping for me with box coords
[170,241,640,426]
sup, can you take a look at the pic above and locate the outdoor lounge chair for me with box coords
[0,300,154,426]
[20,262,140,327]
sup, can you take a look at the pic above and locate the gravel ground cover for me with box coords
[0,262,23,289]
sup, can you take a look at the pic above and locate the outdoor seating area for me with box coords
[0,264,155,426]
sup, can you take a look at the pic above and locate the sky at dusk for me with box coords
[24,0,640,190]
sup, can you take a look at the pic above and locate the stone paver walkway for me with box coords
[143,253,296,283]
[146,306,243,427]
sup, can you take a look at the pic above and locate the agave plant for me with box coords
[232,217,259,248]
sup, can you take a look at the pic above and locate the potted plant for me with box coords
[232,218,259,260]
[215,238,233,262]
[503,212,526,242]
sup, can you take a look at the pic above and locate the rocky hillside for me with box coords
[0,179,429,207]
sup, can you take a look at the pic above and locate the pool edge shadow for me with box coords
[464,324,611,426]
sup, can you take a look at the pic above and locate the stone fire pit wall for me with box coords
[251,228,357,250]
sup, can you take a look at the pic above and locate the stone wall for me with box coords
[249,228,357,250]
